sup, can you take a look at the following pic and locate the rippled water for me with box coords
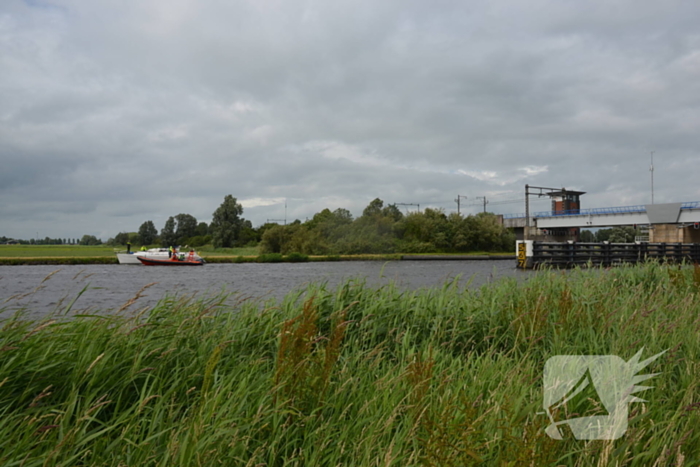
[0,260,526,319]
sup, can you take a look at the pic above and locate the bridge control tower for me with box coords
[549,189,585,215]
[515,186,587,240]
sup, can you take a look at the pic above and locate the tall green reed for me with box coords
[0,262,698,465]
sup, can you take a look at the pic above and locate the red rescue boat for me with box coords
[138,251,205,266]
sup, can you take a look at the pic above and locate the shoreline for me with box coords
[0,253,516,265]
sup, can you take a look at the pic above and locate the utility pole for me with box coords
[650,151,655,204]
[476,196,488,213]
[268,199,287,225]
[525,184,530,227]
[454,195,467,215]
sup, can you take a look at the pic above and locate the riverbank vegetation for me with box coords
[0,245,506,265]
[259,198,514,255]
[1,262,698,465]
[5,195,515,255]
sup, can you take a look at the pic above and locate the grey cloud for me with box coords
[1,0,699,239]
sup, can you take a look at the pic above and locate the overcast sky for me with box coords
[2,0,700,240]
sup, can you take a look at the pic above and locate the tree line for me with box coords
[579,226,638,243]
[106,195,514,254]
[108,195,256,248]
[4,195,516,254]
[0,236,103,245]
[259,198,515,255]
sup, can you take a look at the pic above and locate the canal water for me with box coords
[0,260,525,319]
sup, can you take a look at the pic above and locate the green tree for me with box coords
[381,204,403,222]
[333,208,353,224]
[362,198,384,218]
[210,195,244,248]
[79,235,102,245]
[260,224,298,253]
[161,217,177,247]
[463,212,505,251]
[595,228,613,242]
[174,213,198,243]
[607,226,636,243]
[196,222,209,237]
[138,220,158,245]
[238,220,259,246]
[579,230,595,242]
[114,232,130,245]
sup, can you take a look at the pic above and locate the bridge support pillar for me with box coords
[650,224,683,243]
[649,224,700,243]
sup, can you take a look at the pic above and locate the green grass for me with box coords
[0,245,117,257]
[197,245,260,257]
[0,244,261,259]
[1,262,699,465]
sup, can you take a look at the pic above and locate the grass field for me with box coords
[0,245,117,257]
[196,245,260,257]
[1,262,698,465]
[0,245,260,259]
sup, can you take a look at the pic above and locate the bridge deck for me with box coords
[504,201,700,228]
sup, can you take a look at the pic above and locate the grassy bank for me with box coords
[0,245,116,257]
[0,245,506,264]
[1,263,699,465]
[204,253,403,263]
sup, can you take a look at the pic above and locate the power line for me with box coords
[395,203,420,213]
[487,198,525,206]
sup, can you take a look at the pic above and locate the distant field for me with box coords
[0,244,260,259]
[197,246,260,256]
[0,245,117,257]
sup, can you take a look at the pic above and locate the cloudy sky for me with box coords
[2,0,700,240]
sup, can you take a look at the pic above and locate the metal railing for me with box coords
[533,205,647,218]
[681,201,700,210]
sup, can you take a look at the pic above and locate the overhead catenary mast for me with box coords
[268,198,288,225]
[650,151,655,204]
[454,195,467,215]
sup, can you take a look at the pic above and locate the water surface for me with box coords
[0,260,525,319]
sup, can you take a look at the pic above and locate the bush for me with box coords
[396,240,436,253]
[256,253,284,263]
[286,252,309,262]
[184,235,212,248]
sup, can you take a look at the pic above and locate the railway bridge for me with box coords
[503,201,700,243]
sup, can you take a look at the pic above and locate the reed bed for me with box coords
[1,262,699,466]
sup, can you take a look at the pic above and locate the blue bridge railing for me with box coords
[533,204,647,218]
[681,201,700,210]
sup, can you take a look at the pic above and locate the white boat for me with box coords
[116,248,185,264]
